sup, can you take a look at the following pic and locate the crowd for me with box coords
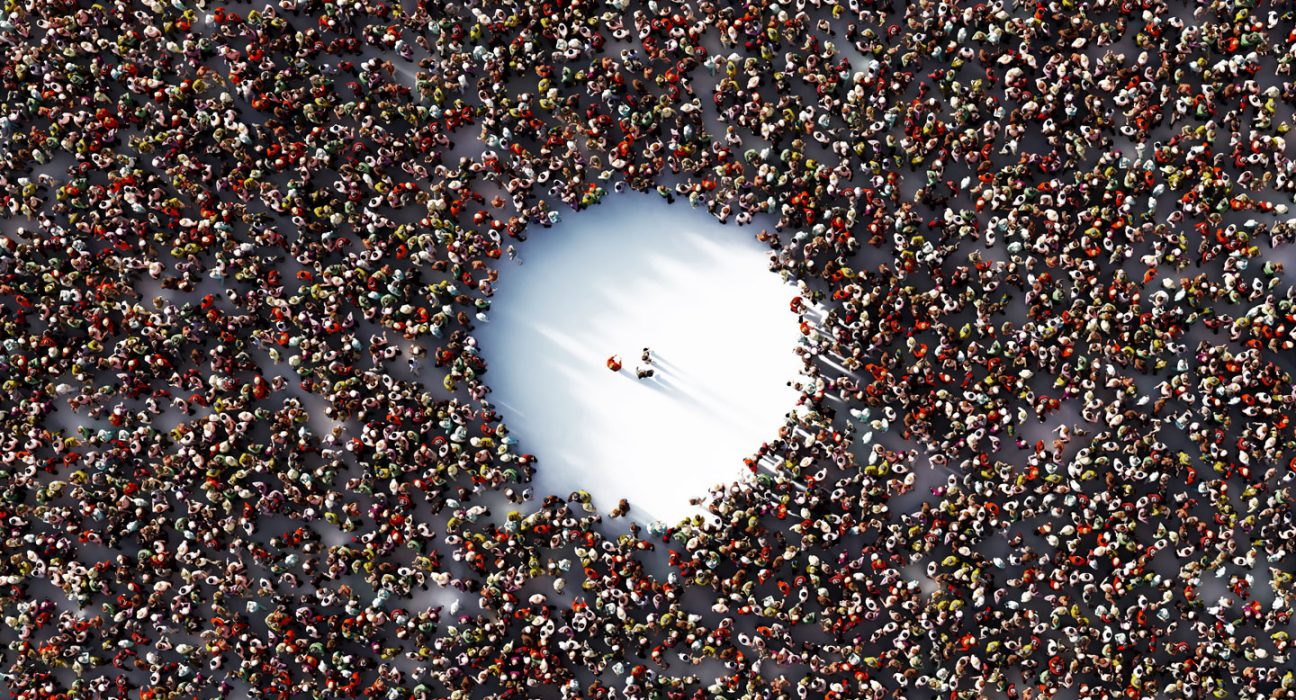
[2,0,1296,698]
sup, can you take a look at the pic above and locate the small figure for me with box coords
[635,347,654,379]
[606,355,622,372]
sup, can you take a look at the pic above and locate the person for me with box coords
[635,348,655,379]
[606,355,622,372]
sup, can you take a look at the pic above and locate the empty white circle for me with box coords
[476,194,803,524]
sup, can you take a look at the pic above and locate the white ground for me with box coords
[476,194,803,524]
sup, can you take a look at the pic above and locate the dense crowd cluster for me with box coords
[3,0,1296,697]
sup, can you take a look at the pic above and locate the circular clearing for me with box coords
[477,194,803,523]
